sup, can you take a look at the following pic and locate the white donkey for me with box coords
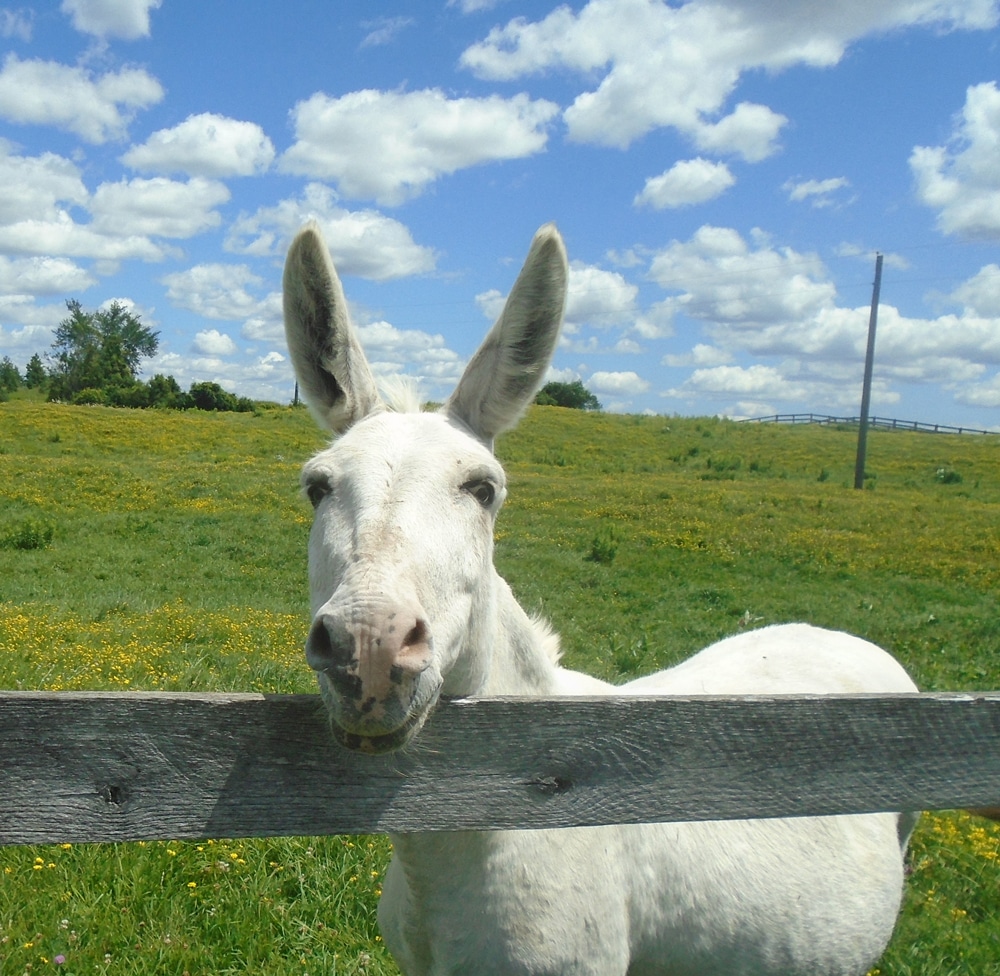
[283,222,919,976]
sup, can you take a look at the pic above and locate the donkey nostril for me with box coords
[403,619,428,648]
[306,615,353,672]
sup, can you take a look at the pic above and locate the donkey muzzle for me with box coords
[306,603,439,752]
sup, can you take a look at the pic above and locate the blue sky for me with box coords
[1,0,999,426]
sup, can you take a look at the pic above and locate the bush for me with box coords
[2,519,54,551]
[189,381,239,412]
[105,383,151,408]
[72,388,106,406]
[585,528,618,564]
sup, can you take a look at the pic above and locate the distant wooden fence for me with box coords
[2,690,999,845]
[742,413,995,436]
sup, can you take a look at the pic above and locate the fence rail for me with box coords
[741,414,995,435]
[2,690,999,846]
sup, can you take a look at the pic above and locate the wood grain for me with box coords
[2,691,999,844]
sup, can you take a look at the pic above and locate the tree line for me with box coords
[1,300,256,412]
[2,299,602,413]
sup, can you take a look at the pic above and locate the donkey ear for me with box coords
[444,223,568,448]
[283,222,383,433]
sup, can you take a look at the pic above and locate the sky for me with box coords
[1,0,1000,427]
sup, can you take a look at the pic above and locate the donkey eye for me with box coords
[306,476,332,509]
[462,479,496,508]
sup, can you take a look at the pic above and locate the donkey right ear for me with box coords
[283,222,383,433]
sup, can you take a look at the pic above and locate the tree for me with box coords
[0,357,22,393]
[24,354,47,390]
[534,380,601,410]
[48,299,159,402]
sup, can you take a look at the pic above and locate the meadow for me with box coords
[1,395,998,975]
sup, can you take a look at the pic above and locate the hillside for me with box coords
[1,399,999,975]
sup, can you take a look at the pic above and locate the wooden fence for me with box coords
[2,690,1000,845]
[742,413,995,436]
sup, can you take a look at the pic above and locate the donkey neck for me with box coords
[477,574,562,697]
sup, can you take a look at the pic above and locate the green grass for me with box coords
[1,398,999,974]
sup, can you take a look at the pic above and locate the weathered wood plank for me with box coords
[2,691,999,845]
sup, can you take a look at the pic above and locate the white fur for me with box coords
[283,223,918,975]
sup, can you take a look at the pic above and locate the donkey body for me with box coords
[283,223,917,975]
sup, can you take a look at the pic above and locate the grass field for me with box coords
[1,395,999,975]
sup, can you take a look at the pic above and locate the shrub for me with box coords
[2,519,54,551]
[190,381,239,412]
[585,528,618,564]
[72,387,106,406]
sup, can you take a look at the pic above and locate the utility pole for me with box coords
[854,252,883,490]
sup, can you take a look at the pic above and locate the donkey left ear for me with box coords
[283,222,383,433]
[444,223,568,448]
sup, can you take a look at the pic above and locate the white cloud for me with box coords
[911,81,1000,240]
[240,292,284,343]
[145,348,294,403]
[951,264,1000,317]
[461,0,993,152]
[90,177,230,238]
[0,214,174,262]
[449,0,506,11]
[648,225,836,345]
[635,158,735,209]
[193,329,238,356]
[589,370,650,395]
[162,263,264,321]
[648,223,1000,411]
[360,16,414,48]
[0,255,96,295]
[357,320,463,385]
[1,9,33,40]
[0,144,89,224]
[226,183,436,280]
[0,54,163,143]
[662,343,732,367]
[122,113,275,177]
[785,176,851,206]
[566,261,638,330]
[61,0,161,40]
[280,88,558,205]
[955,372,1000,408]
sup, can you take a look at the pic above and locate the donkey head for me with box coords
[283,223,568,753]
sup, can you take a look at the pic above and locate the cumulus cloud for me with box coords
[122,113,276,177]
[162,263,264,321]
[911,81,1000,240]
[0,254,96,295]
[460,0,992,153]
[192,329,238,356]
[280,88,558,205]
[89,177,230,238]
[785,176,851,207]
[226,182,436,280]
[61,0,161,39]
[951,264,1000,317]
[635,158,735,209]
[0,54,163,143]
[662,343,732,367]
[648,224,1000,412]
[648,225,836,345]
[589,370,650,395]
[565,261,639,331]
[0,144,89,224]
